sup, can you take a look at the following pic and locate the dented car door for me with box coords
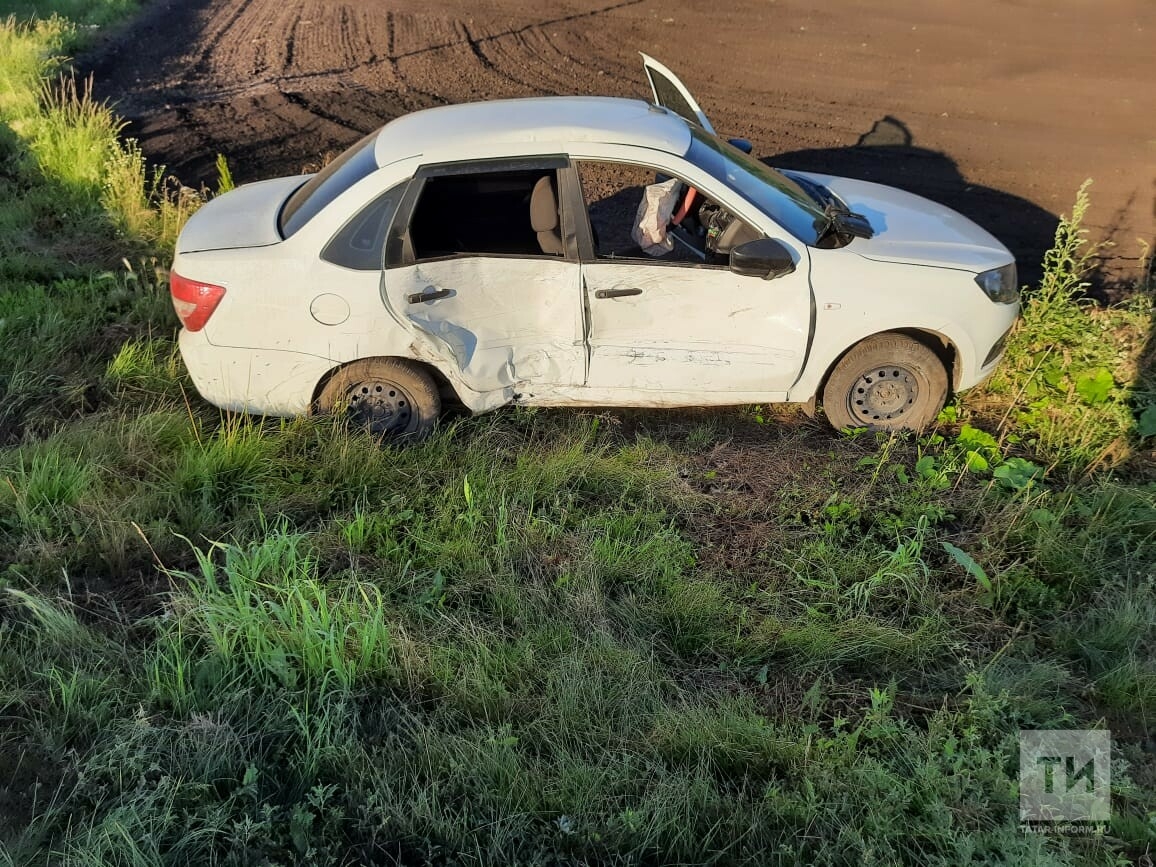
[381,162,585,396]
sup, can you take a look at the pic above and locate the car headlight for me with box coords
[975,263,1018,304]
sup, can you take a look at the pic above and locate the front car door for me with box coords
[568,154,812,400]
[381,158,586,397]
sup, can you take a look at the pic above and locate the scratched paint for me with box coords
[581,258,810,393]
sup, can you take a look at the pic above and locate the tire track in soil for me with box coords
[280,91,373,138]
[92,0,653,182]
[388,8,641,107]
[466,25,581,98]
[187,0,254,80]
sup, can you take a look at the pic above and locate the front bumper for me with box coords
[954,299,1019,391]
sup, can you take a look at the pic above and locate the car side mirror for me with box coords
[729,238,796,279]
[728,138,754,154]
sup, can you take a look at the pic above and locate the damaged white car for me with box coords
[171,55,1019,438]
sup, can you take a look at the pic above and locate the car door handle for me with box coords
[594,287,643,299]
[407,286,451,304]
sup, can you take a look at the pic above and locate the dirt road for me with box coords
[88,0,1156,285]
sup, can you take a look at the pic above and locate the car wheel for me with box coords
[317,358,441,440]
[821,334,948,432]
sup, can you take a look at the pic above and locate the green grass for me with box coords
[0,9,199,283]
[0,0,136,27]
[2,1,1156,863]
[0,15,68,119]
[2,406,1153,864]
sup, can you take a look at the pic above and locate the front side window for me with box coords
[408,169,563,261]
[321,182,407,270]
[647,69,701,128]
[279,130,380,238]
[575,160,760,266]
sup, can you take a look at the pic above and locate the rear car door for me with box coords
[381,159,586,395]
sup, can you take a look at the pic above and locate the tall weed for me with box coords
[971,182,1152,473]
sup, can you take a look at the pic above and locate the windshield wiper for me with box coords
[780,170,875,245]
[815,200,874,246]
[782,171,833,209]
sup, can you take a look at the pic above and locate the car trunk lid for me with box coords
[175,175,307,254]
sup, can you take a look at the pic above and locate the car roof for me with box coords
[373,97,693,167]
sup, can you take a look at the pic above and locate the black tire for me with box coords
[316,358,441,440]
[821,334,948,432]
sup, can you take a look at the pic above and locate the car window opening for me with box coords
[410,169,562,261]
[576,161,760,265]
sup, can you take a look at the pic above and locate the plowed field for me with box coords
[88,0,1156,284]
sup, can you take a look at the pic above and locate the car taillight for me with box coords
[170,272,226,332]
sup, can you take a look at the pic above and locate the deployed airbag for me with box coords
[632,178,682,256]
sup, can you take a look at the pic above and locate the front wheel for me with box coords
[821,334,948,432]
[316,358,441,440]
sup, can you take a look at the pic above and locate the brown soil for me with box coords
[85,0,1156,286]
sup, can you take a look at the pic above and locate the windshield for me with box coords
[279,130,380,238]
[686,128,825,244]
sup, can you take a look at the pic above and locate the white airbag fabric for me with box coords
[631,178,682,256]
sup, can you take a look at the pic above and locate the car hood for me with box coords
[175,175,307,254]
[789,172,1013,272]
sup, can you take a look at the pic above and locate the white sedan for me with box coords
[170,55,1018,438]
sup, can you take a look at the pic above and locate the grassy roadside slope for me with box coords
[1,4,1155,865]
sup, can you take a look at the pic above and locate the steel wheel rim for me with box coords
[345,378,415,436]
[849,365,919,423]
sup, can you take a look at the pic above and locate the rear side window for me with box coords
[279,130,379,238]
[408,169,558,260]
[321,182,407,270]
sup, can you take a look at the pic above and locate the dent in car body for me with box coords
[382,257,585,396]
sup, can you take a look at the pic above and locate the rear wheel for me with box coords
[316,358,441,440]
[822,334,948,431]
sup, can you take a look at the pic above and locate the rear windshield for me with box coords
[686,128,825,245]
[279,130,379,238]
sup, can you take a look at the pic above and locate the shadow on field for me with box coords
[769,116,1059,288]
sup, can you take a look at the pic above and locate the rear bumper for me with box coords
[179,329,333,416]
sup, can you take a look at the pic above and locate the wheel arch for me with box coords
[310,356,465,414]
[812,327,959,404]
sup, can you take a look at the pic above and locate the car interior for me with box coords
[576,160,758,265]
[402,162,759,266]
[408,169,562,260]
